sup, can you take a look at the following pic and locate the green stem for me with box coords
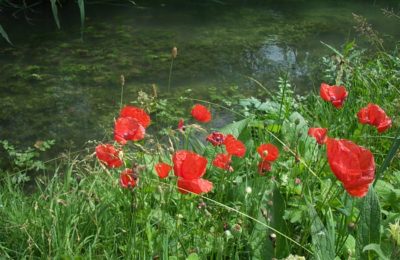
[168,58,174,92]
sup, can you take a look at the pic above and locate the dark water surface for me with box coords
[0,0,399,152]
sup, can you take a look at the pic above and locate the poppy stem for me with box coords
[168,58,174,93]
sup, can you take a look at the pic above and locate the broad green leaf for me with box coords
[219,118,250,137]
[363,244,389,260]
[356,187,381,259]
[0,24,12,45]
[268,185,289,258]
[308,204,335,260]
[50,0,61,29]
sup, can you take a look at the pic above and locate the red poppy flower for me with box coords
[95,144,123,168]
[213,153,233,172]
[191,104,212,123]
[206,132,226,146]
[258,160,271,175]
[308,128,328,145]
[120,106,151,128]
[357,103,392,133]
[326,138,375,197]
[155,162,172,179]
[224,135,246,158]
[114,117,145,145]
[177,178,213,194]
[172,150,208,179]
[120,168,138,188]
[178,118,185,131]
[257,144,279,161]
[320,83,348,109]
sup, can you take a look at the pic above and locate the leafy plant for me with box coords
[0,140,55,184]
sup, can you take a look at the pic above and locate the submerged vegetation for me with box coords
[1,1,400,259]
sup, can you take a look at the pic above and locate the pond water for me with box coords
[0,0,399,153]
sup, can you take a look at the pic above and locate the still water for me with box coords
[0,0,399,152]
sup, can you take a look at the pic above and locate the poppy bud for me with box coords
[269,233,277,247]
[388,220,400,246]
[295,154,300,163]
[294,118,300,125]
[348,222,356,231]
[223,223,229,231]
[120,74,125,87]
[224,230,233,238]
[171,46,178,59]
[245,187,252,194]
[152,83,157,98]
[295,178,302,185]
[232,224,242,234]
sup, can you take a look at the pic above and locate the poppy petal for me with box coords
[120,106,151,128]
[155,162,172,178]
[258,160,272,175]
[319,83,348,109]
[326,138,375,197]
[191,104,212,123]
[206,132,226,146]
[178,118,185,131]
[95,144,123,168]
[120,169,138,188]
[224,135,246,158]
[213,153,233,171]
[257,143,279,161]
[172,150,208,179]
[308,128,328,145]
[177,178,213,194]
[357,103,392,133]
[114,117,145,144]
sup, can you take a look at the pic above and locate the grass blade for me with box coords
[374,127,400,184]
[50,0,61,29]
[78,0,85,39]
[0,24,12,45]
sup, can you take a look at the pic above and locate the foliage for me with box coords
[0,139,54,184]
[0,20,400,259]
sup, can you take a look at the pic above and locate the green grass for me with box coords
[1,42,399,259]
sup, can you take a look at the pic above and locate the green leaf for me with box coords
[321,41,343,58]
[363,244,389,260]
[186,253,199,260]
[50,0,61,29]
[77,0,85,38]
[356,187,381,259]
[374,127,400,184]
[219,118,250,137]
[0,24,12,45]
[308,204,335,260]
[269,185,289,258]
